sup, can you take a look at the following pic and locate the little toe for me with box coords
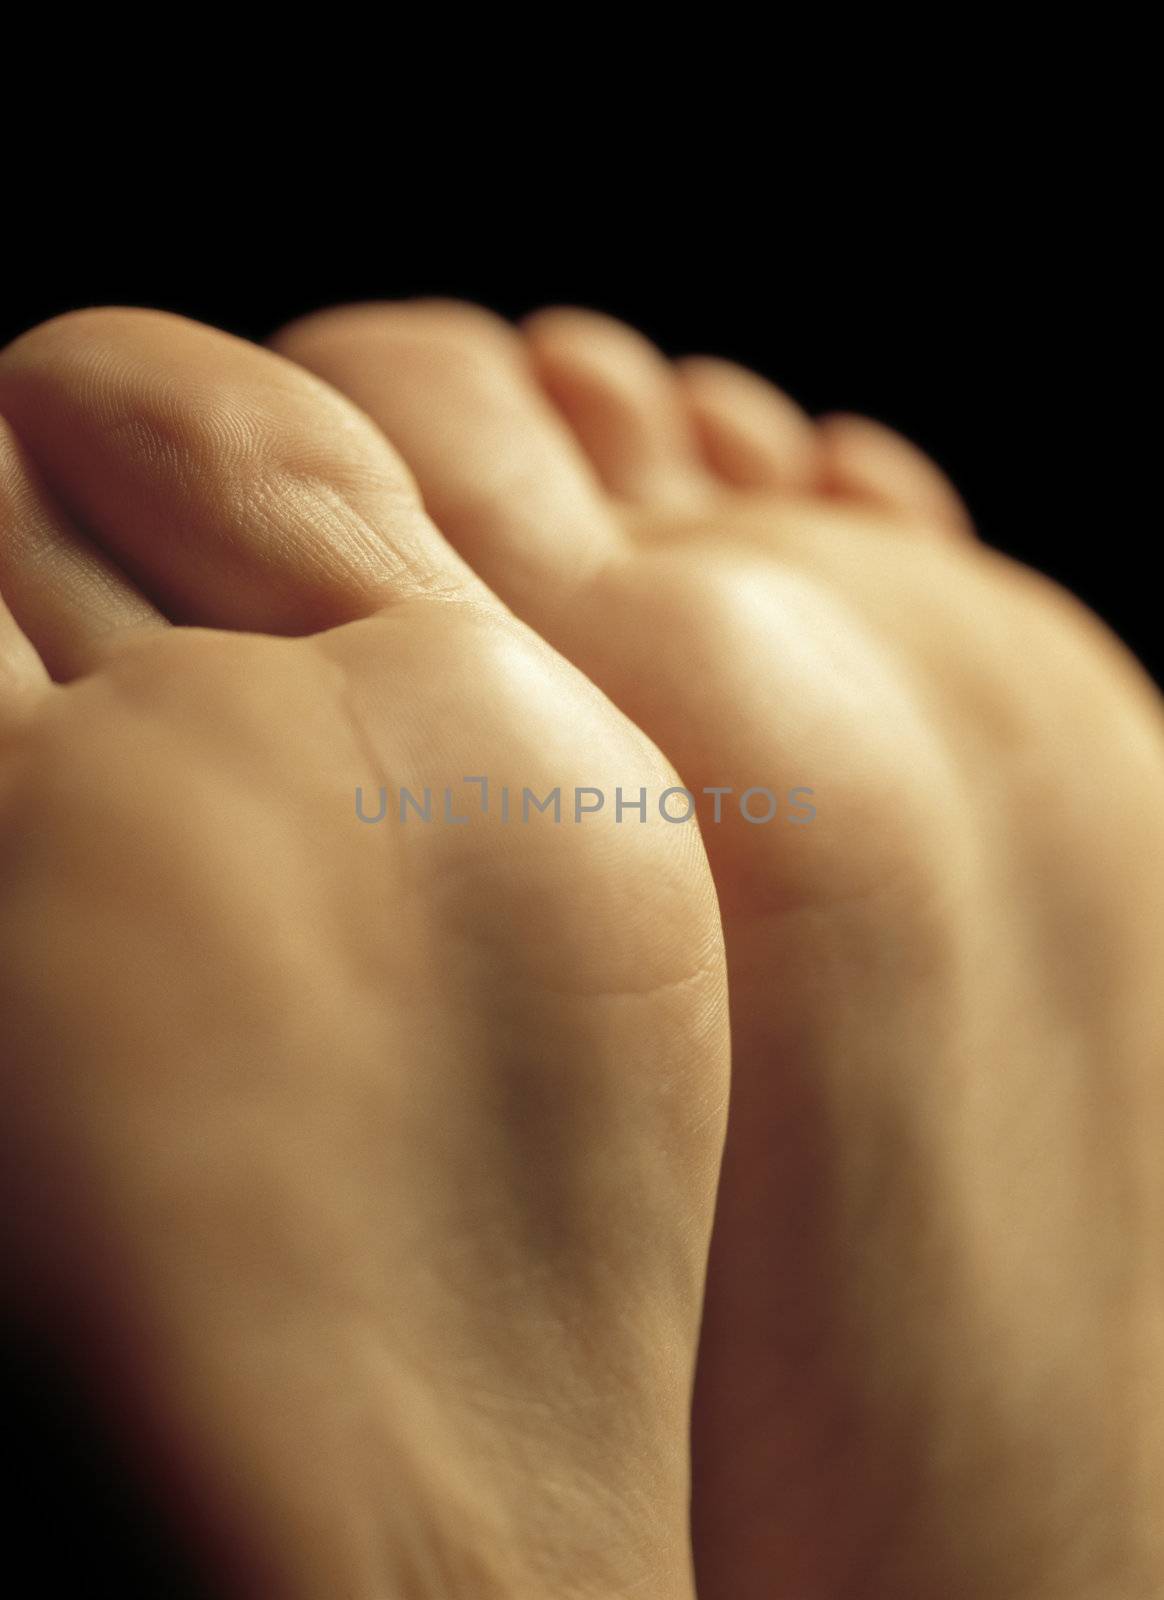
[523,309,714,508]
[675,356,820,492]
[0,420,164,679]
[271,301,621,625]
[818,412,975,536]
[0,310,477,638]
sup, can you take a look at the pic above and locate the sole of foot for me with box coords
[0,308,730,1600]
[270,300,1164,1600]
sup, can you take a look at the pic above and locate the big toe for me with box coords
[271,300,624,628]
[0,309,478,644]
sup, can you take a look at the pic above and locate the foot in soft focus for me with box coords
[0,310,729,1600]
[277,301,1164,1600]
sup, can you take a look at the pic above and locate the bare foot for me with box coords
[0,310,729,1600]
[276,301,1164,1600]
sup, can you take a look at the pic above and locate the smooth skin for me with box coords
[271,302,1164,1600]
[0,311,729,1600]
[1,302,1162,1600]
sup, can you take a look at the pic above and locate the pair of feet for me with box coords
[0,303,1161,1600]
